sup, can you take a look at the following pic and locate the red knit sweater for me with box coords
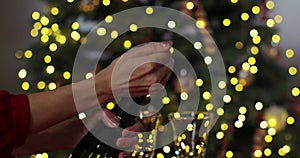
[0,91,30,158]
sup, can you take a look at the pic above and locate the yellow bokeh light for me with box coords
[255,102,264,111]
[49,43,58,52]
[291,87,299,97]
[252,6,260,14]
[97,27,107,36]
[156,153,164,158]
[105,15,113,23]
[235,84,244,92]
[51,23,59,32]
[197,113,205,119]
[241,13,249,21]
[250,66,258,74]
[111,30,119,39]
[260,121,268,129]
[194,41,202,50]
[238,114,246,122]
[163,146,171,154]
[230,0,238,4]
[264,148,272,157]
[206,103,214,111]
[287,116,295,125]
[216,131,224,139]
[50,7,59,16]
[48,82,57,91]
[202,91,211,100]
[106,102,115,110]
[267,128,276,136]
[146,7,154,15]
[42,152,48,158]
[40,16,49,26]
[228,66,236,74]
[41,27,49,35]
[265,135,273,143]
[248,57,256,65]
[221,123,228,131]
[32,11,40,20]
[226,151,233,158]
[24,50,33,59]
[252,36,261,44]
[56,35,66,44]
[285,49,295,59]
[102,0,110,6]
[196,19,206,28]
[230,77,239,85]
[266,1,275,10]
[72,22,80,30]
[275,15,283,23]
[31,29,38,37]
[250,29,259,38]
[272,34,280,43]
[123,40,132,49]
[41,35,49,43]
[162,97,170,104]
[278,148,286,156]
[46,65,55,74]
[85,72,94,79]
[235,120,243,128]
[15,50,23,59]
[242,62,250,71]
[266,19,275,28]
[268,118,277,128]
[251,46,259,55]
[217,108,225,116]
[235,41,244,49]
[67,0,75,3]
[33,22,42,30]
[22,82,30,91]
[223,95,232,103]
[239,106,247,114]
[218,81,226,89]
[37,81,46,90]
[122,0,128,2]
[44,55,52,63]
[18,69,27,79]
[223,19,231,27]
[181,92,189,100]
[71,31,81,41]
[195,78,203,87]
[282,145,291,153]
[186,2,195,10]
[289,66,298,76]
[63,71,71,80]
[129,24,138,32]
[254,150,263,157]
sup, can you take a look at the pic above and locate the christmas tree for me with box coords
[17,0,300,157]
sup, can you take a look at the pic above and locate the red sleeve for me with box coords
[0,91,30,158]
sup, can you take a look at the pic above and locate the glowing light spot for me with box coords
[106,102,115,110]
[49,43,58,52]
[34,22,42,30]
[272,34,280,43]
[285,49,294,59]
[255,102,264,111]
[235,41,244,49]
[63,71,71,80]
[46,65,55,74]
[156,153,164,158]
[267,19,275,27]
[235,84,244,92]
[22,82,30,91]
[111,30,119,39]
[102,0,110,6]
[206,103,213,111]
[266,1,275,10]
[41,35,49,43]
[260,121,268,129]
[162,97,170,104]
[194,42,202,50]
[218,81,226,89]
[226,151,234,158]
[85,73,94,79]
[44,55,51,63]
[264,148,272,156]
[51,23,59,32]
[15,51,23,59]
[174,112,181,119]
[254,150,263,157]
[251,46,259,55]
[223,19,231,27]
[282,145,291,153]
[78,113,86,120]
[48,82,57,90]
[230,0,238,4]
[32,11,40,20]
[129,24,138,32]
[50,7,59,16]
[221,123,228,131]
[40,16,49,26]
[241,13,249,21]
[204,56,212,65]
[291,87,300,96]
[37,81,46,90]
[235,120,243,128]
[72,22,79,30]
[252,36,261,44]
[146,7,154,15]
[250,66,258,74]
[242,62,250,71]
[268,128,276,136]
[41,152,48,158]
[180,92,189,100]
[239,106,247,114]
[252,6,260,14]
[202,91,211,100]
[197,113,205,119]
[275,15,283,23]
[223,95,232,103]
[123,40,132,49]
[287,116,295,125]
[18,69,27,79]
[168,21,176,29]
[196,19,206,28]
[24,50,33,59]
[41,27,49,35]
[67,0,75,3]
[250,29,259,38]
[122,0,128,2]
[230,77,238,85]
[238,114,246,122]
[71,31,81,41]
[187,124,193,131]
[163,146,171,154]
[288,66,297,76]
[186,2,195,10]
[216,131,224,139]
[265,135,273,143]
[217,108,225,116]
[96,27,107,36]
[195,78,203,87]
[228,66,236,74]
[105,15,113,23]
[56,35,66,44]
[248,57,256,65]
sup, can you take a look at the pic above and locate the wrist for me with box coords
[95,70,113,104]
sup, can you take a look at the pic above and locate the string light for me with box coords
[228,66,236,74]
[223,19,231,27]
[274,15,283,23]
[63,71,71,80]
[123,40,132,49]
[40,16,49,26]
[48,82,57,90]
[22,82,30,91]
[106,102,115,110]
[186,2,195,10]
[44,55,52,63]
[97,27,107,36]
[105,15,113,23]
[18,69,27,79]
[252,36,261,44]
[71,31,81,41]
[285,49,294,59]
[202,91,211,100]
[218,81,226,89]
[287,116,295,125]
[195,78,203,87]
[265,135,273,143]
[110,30,118,39]
[51,23,59,32]
[72,22,80,30]
[167,20,176,29]
[223,95,232,103]
[255,102,264,111]
[288,66,297,76]
[235,41,244,49]
[180,92,189,100]
[266,19,275,27]
[66,0,75,3]
[49,43,58,52]
[41,35,49,43]
[272,34,281,43]
[252,6,260,14]
[216,131,224,139]
[254,150,263,157]
[33,22,42,30]
[129,24,138,32]
[264,148,272,157]
[196,19,206,28]
[24,50,33,59]
[291,87,299,97]
[230,77,238,85]
[251,46,259,55]
[230,0,238,4]
[266,1,275,10]
[221,123,229,131]
[260,121,268,129]
[46,65,55,74]
[226,151,233,158]
[50,7,59,16]
[205,103,213,111]
[32,11,40,20]
[37,81,46,90]
[102,0,110,6]
[194,41,202,50]
[146,7,154,15]
[217,108,225,116]
[162,97,171,104]
[241,13,250,21]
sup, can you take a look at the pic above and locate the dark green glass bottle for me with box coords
[70,98,145,158]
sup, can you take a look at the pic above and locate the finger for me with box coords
[129,41,173,56]
[100,109,120,128]
[116,136,138,148]
[118,152,132,158]
[122,121,143,137]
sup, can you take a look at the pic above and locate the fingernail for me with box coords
[161,41,173,47]
[110,116,120,127]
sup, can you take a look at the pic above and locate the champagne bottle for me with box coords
[70,97,146,158]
